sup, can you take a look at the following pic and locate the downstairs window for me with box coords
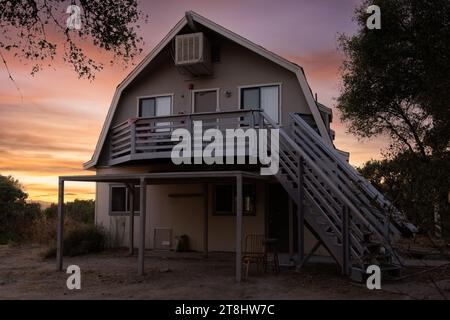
[110,185,141,216]
[214,183,256,216]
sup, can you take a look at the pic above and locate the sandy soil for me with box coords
[0,244,448,300]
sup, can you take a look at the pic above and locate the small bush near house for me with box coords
[43,224,106,258]
[43,200,95,224]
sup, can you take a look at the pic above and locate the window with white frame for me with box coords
[240,85,280,123]
[138,96,171,117]
[110,185,140,215]
[138,95,172,132]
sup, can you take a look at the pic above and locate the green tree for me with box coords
[338,0,450,157]
[339,0,450,234]
[0,0,147,81]
[44,199,95,224]
[358,154,450,233]
[0,174,39,243]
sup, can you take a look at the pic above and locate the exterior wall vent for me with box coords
[175,32,212,76]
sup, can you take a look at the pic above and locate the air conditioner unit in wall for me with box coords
[175,32,212,76]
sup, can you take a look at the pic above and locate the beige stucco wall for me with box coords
[96,181,265,252]
[112,38,310,126]
[95,166,328,255]
[95,36,311,164]
[95,166,266,252]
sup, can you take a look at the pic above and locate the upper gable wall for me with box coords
[110,36,311,127]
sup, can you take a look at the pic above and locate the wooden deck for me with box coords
[109,109,262,165]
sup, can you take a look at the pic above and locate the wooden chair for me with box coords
[242,234,265,280]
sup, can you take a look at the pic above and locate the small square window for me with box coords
[110,185,140,215]
[111,186,127,213]
[215,184,234,215]
[213,184,256,216]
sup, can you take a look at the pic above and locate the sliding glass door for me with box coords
[138,95,172,132]
[241,85,280,124]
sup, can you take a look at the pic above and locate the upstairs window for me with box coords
[138,95,172,118]
[241,85,280,123]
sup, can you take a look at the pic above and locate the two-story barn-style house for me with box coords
[56,11,413,282]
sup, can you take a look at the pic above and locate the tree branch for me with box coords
[377,114,416,154]
[0,50,23,102]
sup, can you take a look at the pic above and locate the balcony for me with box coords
[109,109,263,166]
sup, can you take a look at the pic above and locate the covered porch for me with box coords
[56,171,278,282]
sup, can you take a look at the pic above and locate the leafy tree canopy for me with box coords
[338,0,450,158]
[0,174,27,207]
[0,0,147,80]
[358,153,450,233]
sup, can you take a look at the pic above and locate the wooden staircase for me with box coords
[260,112,410,281]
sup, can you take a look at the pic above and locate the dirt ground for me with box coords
[0,244,449,300]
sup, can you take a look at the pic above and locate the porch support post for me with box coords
[203,183,209,258]
[342,205,350,275]
[297,157,305,265]
[288,199,294,258]
[299,240,322,268]
[235,174,243,282]
[56,178,64,271]
[138,178,147,276]
[127,184,135,256]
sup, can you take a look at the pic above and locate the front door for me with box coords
[193,89,218,113]
[266,183,296,252]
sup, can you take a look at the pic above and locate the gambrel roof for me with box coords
[84,11,332,169]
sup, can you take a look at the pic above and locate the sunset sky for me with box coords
[0,0,390,203]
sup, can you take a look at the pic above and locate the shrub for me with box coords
[0,175,40,243]
[43,224,106,258]
[28,215,82,245]
[43,200,95,224]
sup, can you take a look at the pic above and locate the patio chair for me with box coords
[242,234,265,281]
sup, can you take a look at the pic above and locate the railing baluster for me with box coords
[188,114,193,157]
[250,110,255,128]
[130,121,136,155]
[297,156,305,264]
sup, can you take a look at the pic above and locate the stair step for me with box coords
[361,242,382,249]
[273,114,403,281]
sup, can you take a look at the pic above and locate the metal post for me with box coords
[297,157,305,265]
[138,178,147,275]
[203,183,209,258]
[235,174,243,282]
[299,240,322,268]
[128,185,135,255]
[342,205,350,275]
[56,179,65,271]
[288,199,294,258]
